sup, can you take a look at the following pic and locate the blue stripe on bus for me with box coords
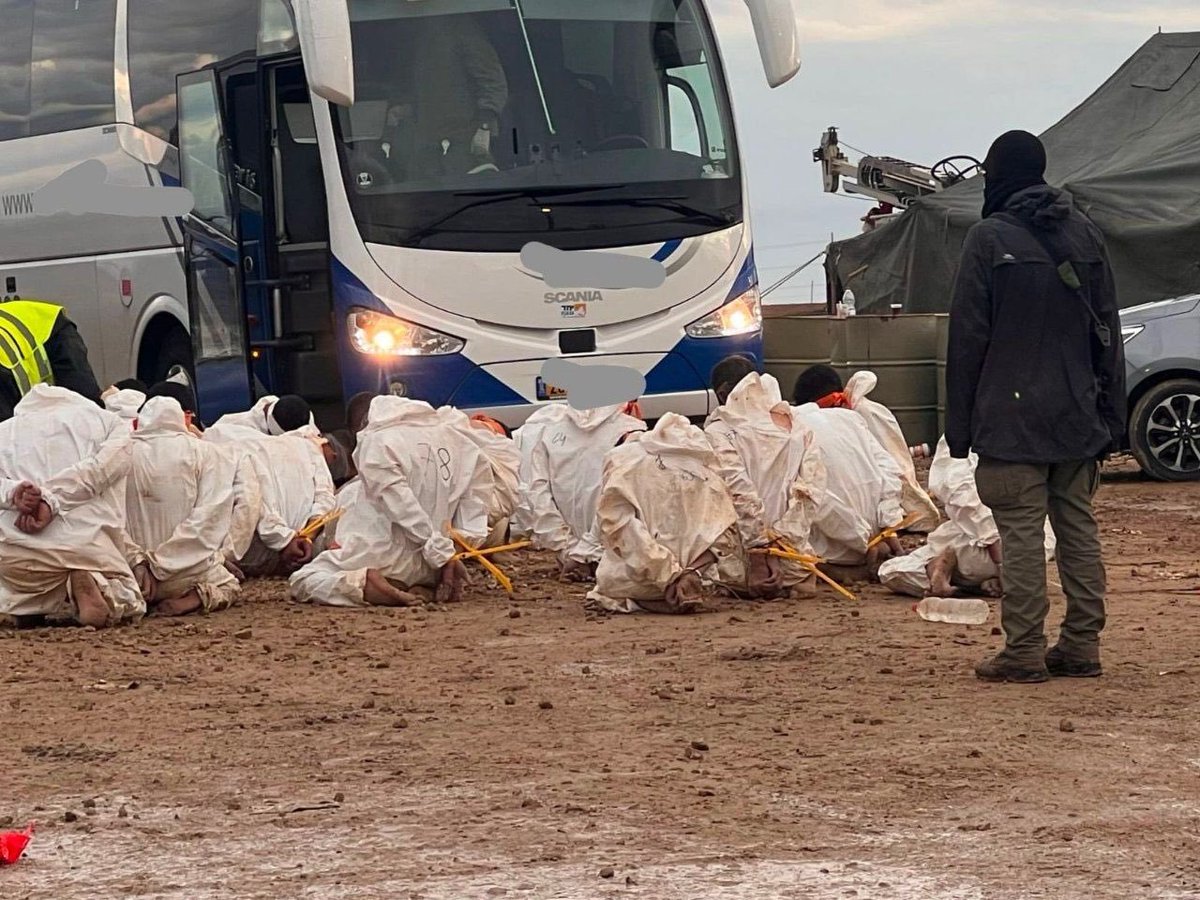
[652,239,683,262]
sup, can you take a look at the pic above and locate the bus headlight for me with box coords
[685,287,762,339]
[348,309,465,356]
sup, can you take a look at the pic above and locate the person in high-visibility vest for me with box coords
[0,300,103,422]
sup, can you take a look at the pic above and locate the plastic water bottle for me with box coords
[842,289,857,317]
[912,597,990,625]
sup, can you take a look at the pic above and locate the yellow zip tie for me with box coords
[450,529,514,595]
[298,508,344,541]
[451,540,531,562]
[866,510,926,551]
[754,547,858,602]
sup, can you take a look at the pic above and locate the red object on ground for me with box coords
[0,824,34,865]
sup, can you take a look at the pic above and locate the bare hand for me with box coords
[436,558,470,604]
[134,563,159,603]
[282,536,314,569]
[747,551,782,599]
[16,500,53,535]
[664,570,705,613]
[11,482,41,515]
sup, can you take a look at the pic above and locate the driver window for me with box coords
[667,82,701,157]
[177,74,235,232]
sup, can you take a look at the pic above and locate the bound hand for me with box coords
[16,500,53,535]
[11,481,42,515]
[282,535,314,569]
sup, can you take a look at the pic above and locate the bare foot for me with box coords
[70,571,111,629]
[926,549,957,597]
[559,559,596,583]
[153,592,202,617]
[363,570,419,607]
[980,577,1004,598]
[436,559,470,604]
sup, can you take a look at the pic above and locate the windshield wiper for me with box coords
[401,184,631,245]
[546,195,735,228]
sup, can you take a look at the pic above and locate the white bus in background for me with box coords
[0,0,799,425]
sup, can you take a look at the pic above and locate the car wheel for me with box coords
[1129,378,1200,481]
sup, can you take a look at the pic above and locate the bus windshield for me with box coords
[333,0,742,251]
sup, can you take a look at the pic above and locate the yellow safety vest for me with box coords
[0,300,61,398]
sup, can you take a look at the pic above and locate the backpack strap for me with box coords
[994,212,1111,349]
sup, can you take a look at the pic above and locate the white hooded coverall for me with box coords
[704,373,822,582]
[103,388,146,429]
[527,403,646,564]
[878,437,1057,596]
[587,413,746,613]
[125,397,240,612]
[209,395,315,436]
[0,385,143,623]
[290,397,492,606]
[510,403,569,539]
[205,422,335,575]
[793,404,906,565]
[843,371,940,532]
[438,406,520,547]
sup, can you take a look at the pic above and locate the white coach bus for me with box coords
[0,0,799,424]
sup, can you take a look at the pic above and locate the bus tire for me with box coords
[143,323,194,387]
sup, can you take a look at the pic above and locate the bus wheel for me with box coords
[143,325,194,387]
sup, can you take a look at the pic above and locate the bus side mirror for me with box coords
[744,0,801,88]
[293,0,356,107]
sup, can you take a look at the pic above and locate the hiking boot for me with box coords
[974,653,1049,684]
[1045,646,1103,678]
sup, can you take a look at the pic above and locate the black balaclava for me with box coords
[982,130,1047,219]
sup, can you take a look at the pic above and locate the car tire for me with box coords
[1129,378,1200,482]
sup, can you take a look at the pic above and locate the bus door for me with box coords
[176,68,254,423]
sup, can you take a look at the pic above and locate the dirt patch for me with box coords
[1,458,1199,898]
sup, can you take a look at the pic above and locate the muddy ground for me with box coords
[2,458,1199,899]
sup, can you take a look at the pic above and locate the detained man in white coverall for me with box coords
[0,385,143,627]
[289,397,489,607]
[790,375,908,573]
[527,402,646,582]
[206,404,336,578]
[510,403,568,540]
[125,396,240,616]
[440,409,520,549]
[704,357,822,598]
[878,437,1058,598]
[587,413,747,614]
[792,365,940,533]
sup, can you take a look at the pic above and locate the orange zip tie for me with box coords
[450,529,515,595]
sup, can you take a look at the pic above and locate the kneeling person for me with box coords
[289,397,491,607]
[587,414,745,614]
[0,385,142,627]
[125,397,240,616]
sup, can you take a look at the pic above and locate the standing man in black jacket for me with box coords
[946,131,1125,684]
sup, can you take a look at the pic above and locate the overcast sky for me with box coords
[711,0,1200,303]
